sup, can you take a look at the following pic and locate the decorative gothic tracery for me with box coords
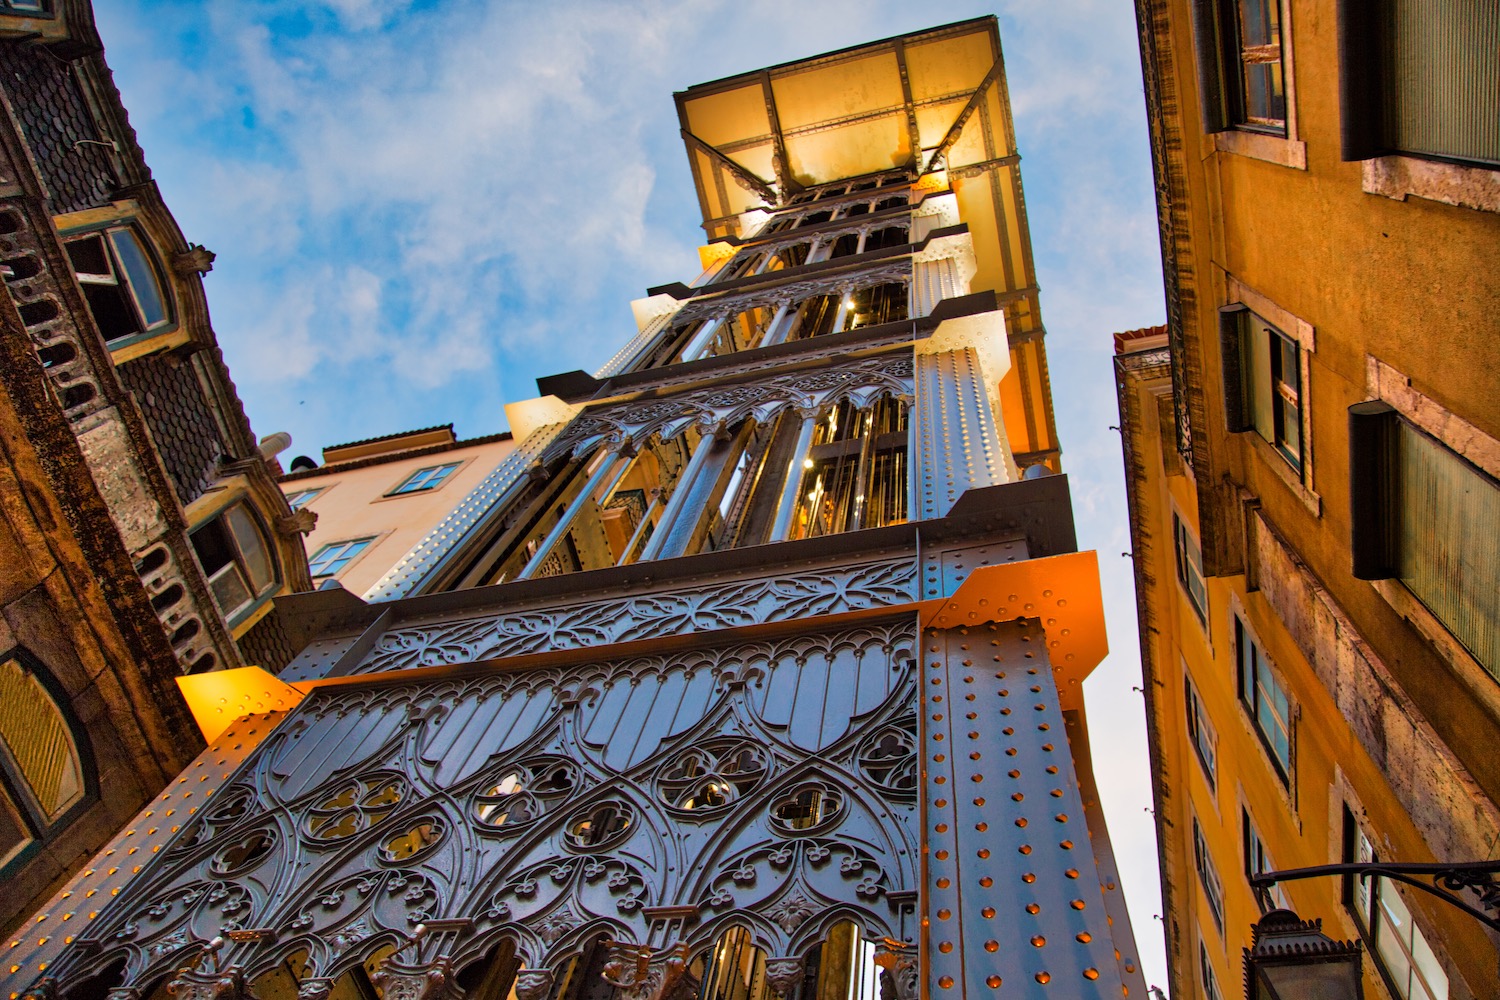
[58,620,922,996]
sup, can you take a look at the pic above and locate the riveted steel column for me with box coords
[915,348,1006,520]
[638,427,719,562]
[921,619,1124,998]
[767,407,820,543]
[517,447,631,580]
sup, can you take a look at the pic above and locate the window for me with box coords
[787,397,909,540]
[1198,939,1224,1000]
[0,655,88,874]
[1192,817,1226,933]
[285,488,323,511]
[1350,402,1500,680]
[1193,0,1287,134]
[1173,512,1208,624]
[309,538,374,579]
[1222,306,1302,474]
[64,227,172,344]
[1184,673,1217,789]
[1338,1,1499,168]
[389,463,461,496]
[1241,807,1287,911]
[191,502,278,622]
[1344,814,1449,1000]
[1235,616,1292,781]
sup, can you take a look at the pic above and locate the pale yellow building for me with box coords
[279,425,515,598]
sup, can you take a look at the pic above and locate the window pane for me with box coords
[225,505,276,596]
[0,658,84,819]
[1410,922,1448,1000]
[65,234,115,282]
[0,786,31,868]
[1242,316,1275,445]
[1235,0,1285,126]
[208,563,254,618]
[1396,422,1500,678]
[1383,0,1500,166]
[108,229,169,329]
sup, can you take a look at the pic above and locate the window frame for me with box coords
[189,500,281,626]
[1192,0,1308,171]
[1240,806,1287,912]
[1234,615,1293,784]
[1349,400,1500,681]
[285,488,324,511]
[1172,510,1209,626]
[1192,815,1227,934]
[386,462,463,497]
[1218,286,1319,512]
[1341,809,1450,1000]
[309,537,377,580]
[1337,1,1499,175]
[61,222,177,349]
[1184,671,1218,790]
[1198,938,1225,1000]
[0,650,95,880]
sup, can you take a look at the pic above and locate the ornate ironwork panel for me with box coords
[62,620,922,994]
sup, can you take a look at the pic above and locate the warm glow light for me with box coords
[804,458,815,469]
[176,667,305,742]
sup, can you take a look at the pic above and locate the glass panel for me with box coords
[1384,0,1500,166]
[0,658,84,818]
[65,234,115,283]
[698,927,768,1000]
[1241,315,1275,446]
[108,228,170,330]
[0,785,31,868]
[1396,422,1500,678]
[225,504,276,596]
[208,563,254,618]
[1235,0,1285,126]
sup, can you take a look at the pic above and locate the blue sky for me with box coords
[99,0,1169,987]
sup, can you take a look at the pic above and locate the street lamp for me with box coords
[1244,859,1500,999]
[1243,909,1363,1000]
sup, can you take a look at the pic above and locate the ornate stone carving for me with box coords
[167,965,254,1000]
[602,942,690,1000]
[511,971,554,1000]
[763,959,805,999]
[276,508,317,536]
[873,944,918,1000]
[361,557,916,673]
[173,245,217,276]
[295,979,333,1000]
[370,959,458,1000]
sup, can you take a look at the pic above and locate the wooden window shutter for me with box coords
[1219,305,1251,433]
[1190,0,1233,134]
[1347,401,1398,580]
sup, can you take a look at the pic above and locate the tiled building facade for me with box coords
[0,0,312,934]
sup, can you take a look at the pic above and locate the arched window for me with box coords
[0,653,88,873]
[190,500,279,628]
[63,225,173,344]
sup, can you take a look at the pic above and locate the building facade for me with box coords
[278,427,516,599]
[0,0,313,935]
[1127,2,1499,998]
[7,18,1147,1000]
